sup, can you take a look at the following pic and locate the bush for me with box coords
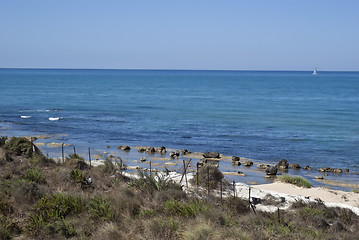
[225,196,250,214]
[164,199,209,217]
[89,196,112,220]
[277,175,312,188]
[67,153,85,160]
[129,171,182,192]
[0,136,7,147]
[23,168,46,184]
[3,137,41,158]
[190,165,224,190]
[70,169,87,185]
[26,193,85,235]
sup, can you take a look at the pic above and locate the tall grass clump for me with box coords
[164,199,209,217]
[277,175,312,188]
[89,196,112,220]
[23,168,46,184]
[129,171,182,192]
[26,193,85,235]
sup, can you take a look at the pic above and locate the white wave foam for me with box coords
[49,117,63,121]
[20,116,31,119]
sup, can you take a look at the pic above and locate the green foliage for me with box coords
[23,168,46,184]
[164,199,209,217]
[147,217,179,239]
[3,137,40,158]
[26,193,85,234]
[225,196,250,214]
[191,165,224,190]
[0,198,11,216]
[67,153,85,161]
[70,169,87,185]
[0,215,13,240]
[0,136,7,147]
[277,175,313,188]
[129,171,182,192]
[46,219,76,238]
[30,153,54,166]
[89,196,112,220]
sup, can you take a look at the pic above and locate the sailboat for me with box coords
[313,67,318,75]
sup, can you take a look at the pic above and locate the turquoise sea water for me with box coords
[1,69,359,179]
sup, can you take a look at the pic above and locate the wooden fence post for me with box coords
[88,147,91,167]
[61,143,64,164]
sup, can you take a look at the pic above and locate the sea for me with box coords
[1,68,358,187]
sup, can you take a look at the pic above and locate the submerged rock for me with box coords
[118,145,131,151]
[203,152,220,158]
[304,165,313,170]
[156,146,167,154]
[289,163,301,169]
[181,149,191,155]
[332,168,343,173]
[257,164,269,169]
[243,161,253,167]
[146,147,156,154]
[318,167,332,172]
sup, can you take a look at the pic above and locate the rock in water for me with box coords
[265,166,278,175]
[203,152,220,158]
[276,159,289,170]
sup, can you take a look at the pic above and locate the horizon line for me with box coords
[1,67,359,72]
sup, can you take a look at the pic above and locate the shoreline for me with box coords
[27,135,359,192]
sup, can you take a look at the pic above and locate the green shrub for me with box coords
[23,168,46,184]
[277,175,312,188]
[46,219,76,238]
[0,136,7,147]
[225,196,250,214]
[190,165,224,190]
[67,153,84,160]
[26,193,85,234]
[89,196,112,220]
[30,154,55,166]
[164,199,209,217]
[129,171,182,192]
[147,217,179,239]
[3,137,41,158]
[70,169,87,185]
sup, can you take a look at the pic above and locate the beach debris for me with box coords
[265,166,278,175]
[303,165,313,170]
[257,163,269,169]
[140,157,146,162]
[169,151,180,158]
[315,176,324,179]
[289,163,301,169]
[203,151,220,158]
[276,159,289,170]
[155,146,166,154]
[181,149,191,155]
[243,161,253,167]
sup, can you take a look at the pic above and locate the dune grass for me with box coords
[277,175,313,188]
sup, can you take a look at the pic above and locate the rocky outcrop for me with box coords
[289,163,301,169]
[181,149,191,155]
[140,157,146,162]
[118,145,131,151]
[146,147,156,154]
[318,167,332,172]
[243,161,253,167]
[332,168,343,173]
[232,156,241,166]
[203,152,220,158]
[276,159,289,170]
[257,164,269,169]
[156,146,166,154]
[303,165,313,170]
[265,166,278,175]
[169,151,180,158]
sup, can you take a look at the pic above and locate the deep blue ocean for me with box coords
[1,68,359,176]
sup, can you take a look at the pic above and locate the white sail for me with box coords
[313,67,318,75]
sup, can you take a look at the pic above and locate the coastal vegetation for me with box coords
[277,175,313,188]
[0,137,358,239]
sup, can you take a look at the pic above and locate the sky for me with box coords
[1,0,358,71]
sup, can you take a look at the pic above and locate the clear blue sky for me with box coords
[1,0,358,71]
